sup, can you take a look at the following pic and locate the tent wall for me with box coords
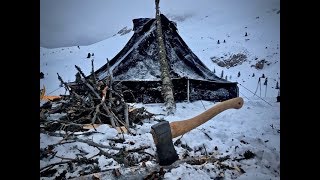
[188,79,238,102]
[68,78,238,103]
[116,78,238,103]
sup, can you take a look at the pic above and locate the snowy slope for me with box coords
[40,0,280,179]
[173,0,280,98]
[40,32,133,95]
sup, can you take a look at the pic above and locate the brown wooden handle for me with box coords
[169,97,244,138]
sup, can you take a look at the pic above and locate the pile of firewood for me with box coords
[40,64,155,134]
[40,63,162,179]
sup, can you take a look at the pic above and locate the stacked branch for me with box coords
[41,62,135,133]
[40,60,158,179]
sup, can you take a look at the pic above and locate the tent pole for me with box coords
[259,80,262,97]
[254,77,260,96]
[187,78,190,102]
[265,84,267,97]
[264,78,268,97]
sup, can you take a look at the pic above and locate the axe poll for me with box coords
[150,97,244,166]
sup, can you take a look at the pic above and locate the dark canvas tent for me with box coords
[71,14,239,103]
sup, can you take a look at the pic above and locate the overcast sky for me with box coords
[40,0,216,48]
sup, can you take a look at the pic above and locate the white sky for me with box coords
[40,0,280,178]
[40,0,274,48]
[40,0,184,48]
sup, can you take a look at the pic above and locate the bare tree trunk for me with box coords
[155,0,176,115]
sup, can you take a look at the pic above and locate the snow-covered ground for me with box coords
[41,98,279,179]
[40,0,280,179]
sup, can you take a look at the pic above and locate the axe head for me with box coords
[151,121,179,166]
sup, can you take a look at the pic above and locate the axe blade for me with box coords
[151,121,179,166]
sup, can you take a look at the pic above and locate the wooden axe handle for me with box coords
[169,97,244,138]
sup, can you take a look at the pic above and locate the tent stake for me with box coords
[259,79,262,97]
[187,78,190,102]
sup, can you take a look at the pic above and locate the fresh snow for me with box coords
[40,0,280,179]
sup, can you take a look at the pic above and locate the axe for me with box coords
[150,97,244,166]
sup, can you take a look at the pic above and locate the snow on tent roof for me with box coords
[94,14,231,84]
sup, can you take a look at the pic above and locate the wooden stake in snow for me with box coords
[124,103,129,129]
[91,59,96,84]
[187,78,190,102]
[155,0,176,115]
[264,78,268,97]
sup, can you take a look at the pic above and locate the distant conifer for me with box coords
[245,32,248,36]
[252,73,255,77]
[40,72,44,79]
[87,53,91,58]
[238,71,241,77]
[217,40,220,44]
[276,81,279,89]
[221,70,224,78]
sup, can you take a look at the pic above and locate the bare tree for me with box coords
[155,0,176,114]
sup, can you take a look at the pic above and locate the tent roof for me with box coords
[94,14,231,83]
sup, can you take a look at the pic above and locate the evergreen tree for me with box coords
[238,71,241,77]
[276,81,279,89]
[40,72,44,79]
[221,70,224,78]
